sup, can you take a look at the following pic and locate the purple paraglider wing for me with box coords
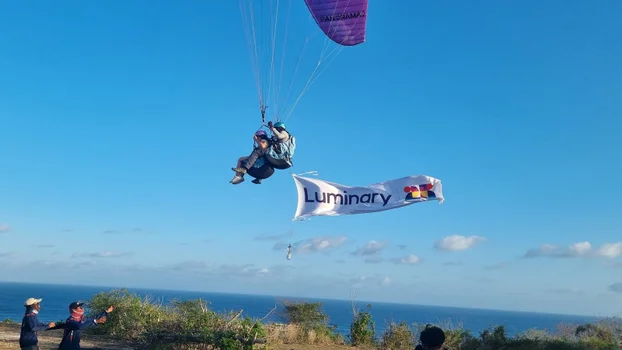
[303,0,368,46]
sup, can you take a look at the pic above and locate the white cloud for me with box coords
[254,232,291,241]
[345,274,394,289]
[3,255,385,293]
[163,260,292,280]
[547,288,584,295]
[36,244,55,249]
[364,256,384,264]
[379,277,391,287]
[217,264,267,277]
[524,241,622,259]
[571,242,593,255]
[72,251,134,259]
[102,228,145,234]
[0,224,10,233]
[434,235,485,251]
[485,262,511,270]
[169,260,213,271]
[294,235,348,254]
[352,240,387,256]
[347,275,370,285]
[393,254,421,265]
[596,243,622,258]
[15,259,99,270]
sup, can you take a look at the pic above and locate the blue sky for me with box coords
[1,0,621,317]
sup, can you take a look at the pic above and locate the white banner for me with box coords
[292,174,444,220]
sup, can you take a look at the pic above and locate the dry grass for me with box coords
[268,345,356,350]
[264,323,345,346]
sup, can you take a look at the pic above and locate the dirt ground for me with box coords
[269,346,356,350]
[0,324,356,350]
[0,323,135,349]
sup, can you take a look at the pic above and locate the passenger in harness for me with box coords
[230,130,274,185]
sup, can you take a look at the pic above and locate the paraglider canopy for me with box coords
[303,0,368,46]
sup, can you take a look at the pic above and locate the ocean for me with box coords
[0,282,602,338]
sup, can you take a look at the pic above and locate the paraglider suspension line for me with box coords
[260,105,267,124]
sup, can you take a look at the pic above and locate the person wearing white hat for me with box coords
[19,297,55,350]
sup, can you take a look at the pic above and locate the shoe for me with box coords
[232,167,247,174]
[230,175,245,185]
[252,178,262,184]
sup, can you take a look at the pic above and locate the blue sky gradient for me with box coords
[1,0,621,316]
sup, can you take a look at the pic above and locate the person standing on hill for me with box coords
[19,297,56,350]
[415,325,446,350]
[58,301,114,350]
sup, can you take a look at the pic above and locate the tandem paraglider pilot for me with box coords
[231,121,295,185]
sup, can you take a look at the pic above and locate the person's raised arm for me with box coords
[268,124,288,141]
[25,315,54,332]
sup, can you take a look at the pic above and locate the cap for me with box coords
[69,301,84,310]
[24,298,42,306]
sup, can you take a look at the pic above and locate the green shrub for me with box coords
[83,289,270,349]
[279,301,328,328]
[86,288,171,340]
[349,304,375,347]
[275,300,340,344]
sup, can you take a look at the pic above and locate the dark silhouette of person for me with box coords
[415,324,446,350]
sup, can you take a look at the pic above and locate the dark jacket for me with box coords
[58,311,107,350]
[19,310,50,347]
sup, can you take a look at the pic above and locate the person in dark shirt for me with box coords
[58,301,114,350]
[415,325,446,350]
[19,297,56,350]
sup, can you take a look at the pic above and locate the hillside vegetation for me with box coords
[3,289,621,350]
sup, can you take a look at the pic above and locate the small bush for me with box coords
[379,321,416,350]
[349,304,375,347]
[274,300,341,345]
[82,289,270,349]
[87,288,172,340]
[279,301,328,328]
